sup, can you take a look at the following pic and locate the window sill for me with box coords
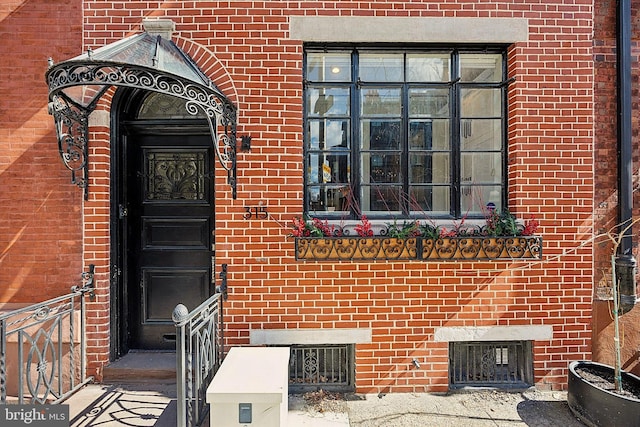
[294,236,542,261]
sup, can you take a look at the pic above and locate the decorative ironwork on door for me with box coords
[145,151,207,201]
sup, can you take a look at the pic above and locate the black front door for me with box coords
[125,132,214,350]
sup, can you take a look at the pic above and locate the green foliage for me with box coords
[484,209,520,237]
[418,223,440,239]
[386,220,421,239]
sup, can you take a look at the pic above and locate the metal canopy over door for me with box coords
[126,131,215,349]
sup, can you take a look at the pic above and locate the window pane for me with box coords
[361,120,401,150]
[461,153,502,184]
[407,54,450,82]
[460,119,502,151]
[432,120,450,150]
[306,52,351,82]
[410,186,450,214]
[137,92,205,119]
[460,185,502,215]
[410,153,450,183]
[410,120,451,152]
[408,88,450,117]
[361,88,401,116]
[361,185,401,213]
[461,88,501,117]
[359,53,403,82]
[410,154,431,184]
[308,186,351,214]
[459,54,502,82]
[362,153,401,183]
[307,153,350,184]
[307,88,350,116]
[409,121,432,149]
[308,119,350,149]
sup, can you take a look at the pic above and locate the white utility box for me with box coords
[206,347,290,427]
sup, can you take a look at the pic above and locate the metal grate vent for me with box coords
[287,344,354,393]
[450,341,533,389]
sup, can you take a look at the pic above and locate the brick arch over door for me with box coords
[175,37,240,108]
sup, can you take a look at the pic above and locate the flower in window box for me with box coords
[289,216,335,237]
[354,215,374,237]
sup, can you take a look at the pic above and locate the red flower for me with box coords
[439,227,457,238]
[355,215,374,237]
[521,216,539,236]
[311,217,335,237]
[290,216,310,237]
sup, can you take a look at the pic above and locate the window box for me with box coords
[295,236,418,261]
[421,236,542,260]
[295,235,542,261]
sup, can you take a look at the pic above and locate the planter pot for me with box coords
[294,235,542,261]
[568,360,640,427]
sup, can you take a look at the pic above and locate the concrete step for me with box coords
[102,351,176,384]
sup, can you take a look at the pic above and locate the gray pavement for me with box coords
[65,382,586,426]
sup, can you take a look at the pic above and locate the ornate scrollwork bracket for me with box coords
[48,95,92,200]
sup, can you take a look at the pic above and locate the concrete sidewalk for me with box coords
[65,382,350,427]
[65,382,585,427]
[67,383,180,427]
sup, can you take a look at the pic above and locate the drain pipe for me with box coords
[614,0,637,314]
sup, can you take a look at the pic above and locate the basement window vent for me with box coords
[450,341,533,389]
[284,344,355,393]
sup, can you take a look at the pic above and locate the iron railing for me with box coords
[173,292,223,427]
[0,265,95,404]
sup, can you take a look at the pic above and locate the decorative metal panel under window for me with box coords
[450,341,533,388]
[288,345,354,392]
[144,150,206,201]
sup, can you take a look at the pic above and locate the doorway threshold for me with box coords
[103,351,176,384]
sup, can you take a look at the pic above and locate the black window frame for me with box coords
[303,45,510,220]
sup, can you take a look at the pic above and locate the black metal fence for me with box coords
[173,293,223,427]
[0,265,95,404]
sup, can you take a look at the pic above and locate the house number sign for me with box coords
[243,206,268,220]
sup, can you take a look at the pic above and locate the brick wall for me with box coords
[0,0,595,392]
[592,0,640,376]
[0,0,84,303]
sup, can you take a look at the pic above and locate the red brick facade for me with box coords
[0,0,83,303]
[592,0,640,375]
[2,0,637,394]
